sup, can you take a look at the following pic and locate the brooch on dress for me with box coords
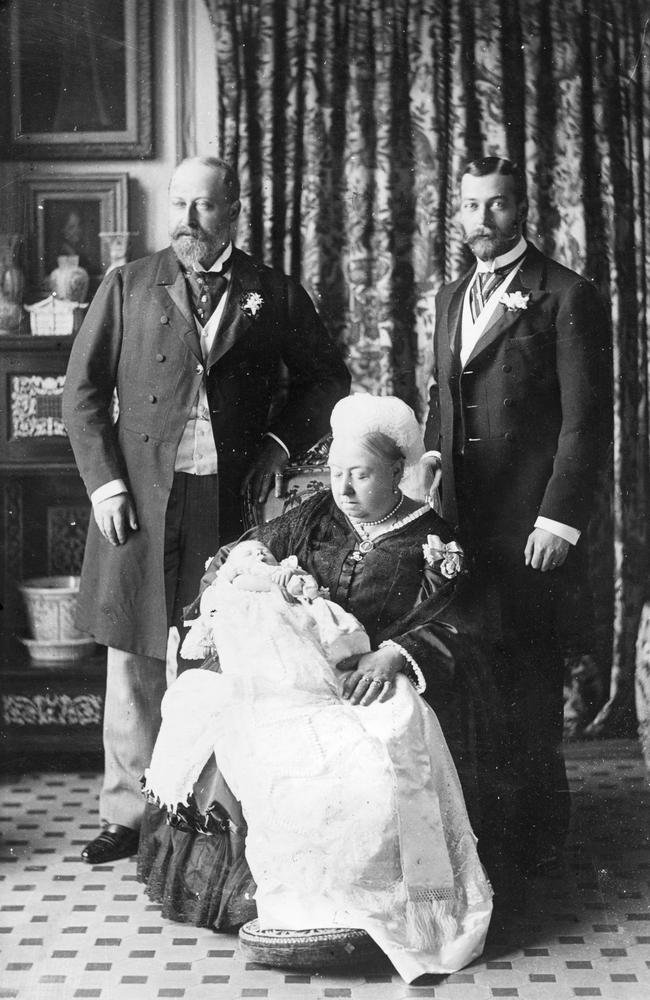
[422,535,464,579]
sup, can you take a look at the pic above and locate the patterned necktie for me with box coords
[468,245,530,323]
[188,258,231,325]
[469,267,510,323]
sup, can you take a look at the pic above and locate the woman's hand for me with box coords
[336,647,403,706]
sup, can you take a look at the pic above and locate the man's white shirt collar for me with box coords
[474,236,527,274]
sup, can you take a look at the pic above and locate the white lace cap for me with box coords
[330,394,425,469]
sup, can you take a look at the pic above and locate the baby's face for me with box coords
[228,541,278,568]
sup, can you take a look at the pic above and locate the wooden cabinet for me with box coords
[0,336,105,766]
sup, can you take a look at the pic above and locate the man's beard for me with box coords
[171,227,223,269]
[465,225,520,261]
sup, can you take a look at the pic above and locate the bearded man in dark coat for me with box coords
[63,157,350,864]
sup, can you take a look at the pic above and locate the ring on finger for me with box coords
[368,678,383,688]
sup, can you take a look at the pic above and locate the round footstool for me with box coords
[238,919,385,970]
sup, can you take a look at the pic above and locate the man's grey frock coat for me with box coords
[63,246,350,659]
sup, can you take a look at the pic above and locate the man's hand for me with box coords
[241,437,289,504]
[93,493,139,546]
[421,451,442,505]
[336,647,402,706]
[524,527,570,572]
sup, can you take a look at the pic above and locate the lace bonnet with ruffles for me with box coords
[329,394,426,500]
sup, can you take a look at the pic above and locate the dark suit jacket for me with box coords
[424,243,611,546]
[63,246,350,658]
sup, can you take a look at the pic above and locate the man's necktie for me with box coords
[469,267,510,323]
[188,259,231,325]
[468,246,530,323]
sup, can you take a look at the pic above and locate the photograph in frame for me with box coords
[4,0,152,159]
[22,173,129,297]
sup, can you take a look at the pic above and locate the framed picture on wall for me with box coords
[22,173,129,295]
[4,0,153,159]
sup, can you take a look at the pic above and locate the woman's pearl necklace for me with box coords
[350,493,404,555]
[352,492,404,528]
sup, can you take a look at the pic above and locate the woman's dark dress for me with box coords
[137,491,506,930]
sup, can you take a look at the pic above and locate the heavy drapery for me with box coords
[203,0,650,732]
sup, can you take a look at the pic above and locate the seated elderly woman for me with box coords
[137,395,506,981]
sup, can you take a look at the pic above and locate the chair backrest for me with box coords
[242,434,331,530]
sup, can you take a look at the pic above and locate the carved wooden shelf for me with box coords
[0,648,105,768]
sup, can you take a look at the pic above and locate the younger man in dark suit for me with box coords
[64,157,350,864]
[424,156,610,875]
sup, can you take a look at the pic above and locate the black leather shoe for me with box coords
[81,824,140,864]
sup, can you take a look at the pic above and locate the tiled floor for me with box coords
[1,739,649,1000]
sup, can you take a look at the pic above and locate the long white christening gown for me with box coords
[143,576,492,982]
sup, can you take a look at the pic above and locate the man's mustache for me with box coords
[466,221,520,242]
[467,228,496,240]
[172,226,206,240]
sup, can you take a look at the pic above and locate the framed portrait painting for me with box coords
[5,0,153,159]
[22,173,129,295]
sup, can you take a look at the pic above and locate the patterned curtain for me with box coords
[203,0,650,733]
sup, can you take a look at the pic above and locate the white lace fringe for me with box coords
[404,894,458,949]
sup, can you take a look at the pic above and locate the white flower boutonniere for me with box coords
[500,290,531,312]
[422,535,464,579]
[240,291,264,318]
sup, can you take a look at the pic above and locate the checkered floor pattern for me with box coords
[1,739,649,1000]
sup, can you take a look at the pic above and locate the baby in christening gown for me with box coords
[143,540,492,983]
[179,539,371,669]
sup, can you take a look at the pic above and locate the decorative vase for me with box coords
[0,289,23,335]
[49,255,90,302]
[0,233,25,335]
[100,230,134,274]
